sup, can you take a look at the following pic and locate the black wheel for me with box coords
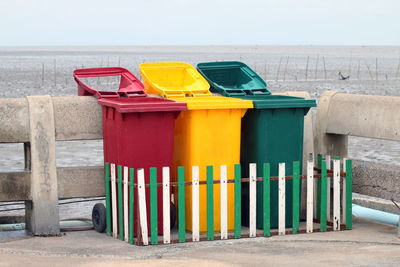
[92,203,106,233]
[170,202,177,229]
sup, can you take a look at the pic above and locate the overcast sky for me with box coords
[0,0,399,46]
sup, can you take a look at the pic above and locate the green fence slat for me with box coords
[346,159,353,230]
[292,161,300,234]
[105,163,112,236]
[178,166,186,243]
[207,165,214,241]
[129,168,134,245]
[317,154,323,168]
[117,165,124,241]
[234,164,241,239]
[316,154,323,218]
[320,160,327,232]
[150,167,158,245]
[263,163,271,237]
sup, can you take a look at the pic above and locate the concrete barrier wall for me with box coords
[0,96,103,235]
[353,160,400,202]
[326,93,400,141]
[314,91,400,213]
[314,91,400,157]
[0,92,399,234]
[0,96,102,143]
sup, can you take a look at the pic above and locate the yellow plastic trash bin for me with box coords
[140,62,253,233]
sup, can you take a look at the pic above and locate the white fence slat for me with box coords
[342,158,347,225]
[333,159,341,231]
[137,168,149,245]
[192,166,200,242]
[313,155,318,219]
[220,165,228,240]
[123,166,129,242]
[306,160,314,233]
[249,163,257,237]
[278,163,286,236]
[326,155,331,221]
[110,163,118,238]
[162,167,171,244]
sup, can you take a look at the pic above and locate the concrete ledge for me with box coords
[52,96,102,141]
[0,96,102,143]
[0,166,104,201]
[327,93,400,141]
[353,160,400,202]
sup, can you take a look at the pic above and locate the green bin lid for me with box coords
[197,61,271,97]
[239,95,317,109]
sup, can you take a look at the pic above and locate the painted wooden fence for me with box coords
[104,155,352,246]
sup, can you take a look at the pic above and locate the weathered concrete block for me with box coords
[57,166,104,199]
[0,166,105,201]
[0,98,30,143]
[0,171,30,201]
[52,96,102,141]
[353,160,400,202]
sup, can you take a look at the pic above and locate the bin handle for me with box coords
[246,89,270,96]
[73,67,146,99]
[222,89,246,96]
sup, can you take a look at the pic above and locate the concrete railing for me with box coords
[0,96,104,235]
[0,91,399,235]
[315,91,400,214]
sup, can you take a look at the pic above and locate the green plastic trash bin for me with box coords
[197,61,317,229]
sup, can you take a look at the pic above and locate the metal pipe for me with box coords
[352,204,399,226]
[0,220,93,232]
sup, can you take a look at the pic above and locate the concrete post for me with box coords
[275,91,315,220]
[25,95,60,235]
[274,91,315,171]
[314,91,348,159]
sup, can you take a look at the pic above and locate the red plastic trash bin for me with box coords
[74,67,187,236]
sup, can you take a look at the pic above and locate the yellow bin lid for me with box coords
[139,62,253,110]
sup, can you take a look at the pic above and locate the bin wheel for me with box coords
[170,202,177,229]
[92,203,106,233]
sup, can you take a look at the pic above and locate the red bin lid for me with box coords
[74,67,146,99]
[98,97,187,113]
[74,67,187,112]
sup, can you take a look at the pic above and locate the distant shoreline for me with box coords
[0,45,399,56]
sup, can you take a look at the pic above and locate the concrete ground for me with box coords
[0,218,399,267]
